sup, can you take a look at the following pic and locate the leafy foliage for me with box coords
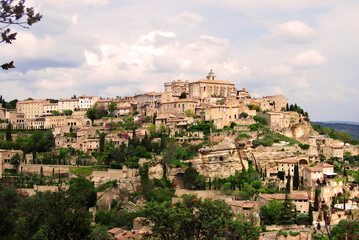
[0,183,92,239]
[143,194,260,240]
[1,0,42,69]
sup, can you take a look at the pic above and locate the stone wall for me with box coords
[20,164,70,176]
[91,168,138,179]
[266,224,306,231]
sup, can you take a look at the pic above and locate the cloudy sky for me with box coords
[0,0,358,122]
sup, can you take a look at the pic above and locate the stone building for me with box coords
[235,88,251,102]
[253,95,288,112]
[276,158,298,176]
[58,98,79,112]
[188,71,236,102]
[0,107,6,120]
[0,149,23,177]
[323,145,343,160]
[261,111,291,131]
[134,92,162,116]
[302,163,337,189]
[160,99,198,116]
[43,102,58,113]
[164,80,189,96]
[257,192,310,214]
[78,95,99,109]
[16,99,50,119]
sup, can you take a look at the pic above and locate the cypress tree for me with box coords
[308,203,313,225]
[6,123,12,141]
[281,194,297,225]
[208,177,212,190]
[99,132,105,153]
[286,170,291,194]
[293,163,299,190]
[265,167,267,178]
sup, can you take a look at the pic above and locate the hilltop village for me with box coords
[0,71,359,239]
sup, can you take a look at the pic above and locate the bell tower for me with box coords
[206,69,216,80]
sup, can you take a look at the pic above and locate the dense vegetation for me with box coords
[0,178,95,240]
[312,122,359,142]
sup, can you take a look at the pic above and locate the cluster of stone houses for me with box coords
[0,71,289,131]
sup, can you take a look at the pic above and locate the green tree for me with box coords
[335,131,352,145]
[281,195,297,225]
[1,0,42,70]
[239,112,248,119]
[143,195,260,240]
[63,109,72,115]
[293,163,299,190]
[286,171,291,193]
[184,167,199,189]
[0,185,20,238]
[107,102,117,114]
[329,220,359,239]
[6,123,12,141]
[86,107,96,124]
[184,109,194,117]
[260,200,283,225]
[10,152,21,165]
[314,188,320,211]
[68,177,96,208]
[99,132,106,154]
[308,203,313,226]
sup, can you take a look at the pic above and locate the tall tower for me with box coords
[206,69,216,80]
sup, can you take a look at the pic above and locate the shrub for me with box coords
[299,144,310,150]
[253,116,267,125]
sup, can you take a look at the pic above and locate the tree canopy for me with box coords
[1,0,42,69]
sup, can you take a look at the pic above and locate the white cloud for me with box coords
[165,11,203,27]
[267,65,292,76]
[261,21,315,47]
[291,49,326,68]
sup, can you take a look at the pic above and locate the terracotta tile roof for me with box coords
[320,163,334,168]
[242,202,255,208]
[304,166,323,172]
[330,145,343,149]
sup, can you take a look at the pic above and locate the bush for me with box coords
[299,144,310,150]
[4,169,16,174]
[235,191,250,200]
[236,134,251,140]
[253,116,267,125]
[250,124,259,131]
[110,162,123,169]
[278,230,288,237]
[296,214,309,225]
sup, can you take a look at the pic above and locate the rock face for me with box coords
[183,138,245,180]
[283,118,316,140]
[148,164,163,181]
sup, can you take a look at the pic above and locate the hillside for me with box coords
[311,121,359,140]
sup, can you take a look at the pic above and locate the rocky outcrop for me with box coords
[283,119,316,140]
